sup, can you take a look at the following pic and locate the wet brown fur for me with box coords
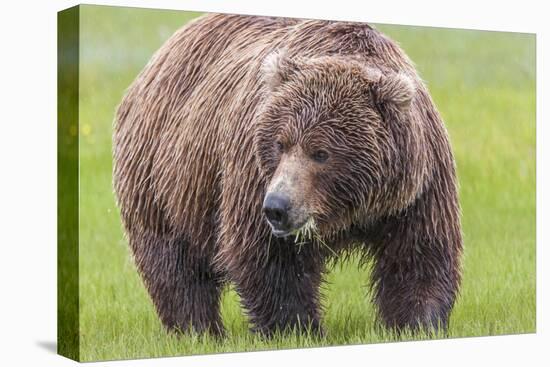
[113,14,462,336]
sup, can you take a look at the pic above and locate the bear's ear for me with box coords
[370,71,416,115]
[260,49,299,91]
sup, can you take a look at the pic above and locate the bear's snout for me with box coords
[263,192,292,236]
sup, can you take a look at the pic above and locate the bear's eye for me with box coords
[275,140,285,153]
[312,149,329,163]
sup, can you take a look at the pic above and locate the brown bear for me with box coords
[114,13,462,337]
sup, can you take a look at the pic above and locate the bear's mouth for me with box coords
[268,218,311,238]
[271,228,293,238]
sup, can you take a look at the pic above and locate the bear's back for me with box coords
[116,14,411,147]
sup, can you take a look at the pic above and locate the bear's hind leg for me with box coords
[130,231,225,336]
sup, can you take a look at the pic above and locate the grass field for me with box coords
[75,5,536,361]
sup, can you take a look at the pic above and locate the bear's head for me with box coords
[255,50,427,239]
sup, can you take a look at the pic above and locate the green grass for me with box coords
[75,5,536,361]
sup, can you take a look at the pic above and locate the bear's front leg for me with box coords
[232,237,325,337]
[370,231,461,333]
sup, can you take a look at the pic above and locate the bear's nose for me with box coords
[263,192,291,232]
